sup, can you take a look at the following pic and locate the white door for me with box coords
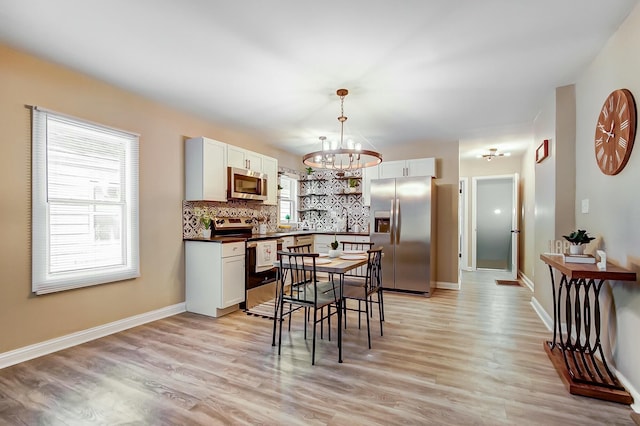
[471,174,519,280]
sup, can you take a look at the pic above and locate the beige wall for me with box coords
[573,2,640,402]
[381,140,459,285]
[0,44,299,353]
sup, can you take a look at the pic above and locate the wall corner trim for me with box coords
[0,303,186,370]
[436,281,460,290]
[519,272,535,291]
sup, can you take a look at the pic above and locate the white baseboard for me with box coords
[436,281,460,290]
[0,303,186,370]
[518,272,534,291]
[530,296,553,332]
[611,366,640,413]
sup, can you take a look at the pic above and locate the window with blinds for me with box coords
[31,108,139,295]
[278,175,297,223]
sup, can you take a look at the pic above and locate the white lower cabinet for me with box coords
[185,241,245,317]
[313,234,334,254]
[281,236,295,250]
[313,234,370,253]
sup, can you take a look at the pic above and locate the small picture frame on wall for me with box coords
[536,139,549,163]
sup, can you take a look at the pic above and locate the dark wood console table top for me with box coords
[540,254,637,404]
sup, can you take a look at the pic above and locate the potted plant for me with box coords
[563,229,595,255]
[305,167,314,177]
[328,235,340,258]
[277,184,283,197]
[347,178,359,193]
[199,215,212,239]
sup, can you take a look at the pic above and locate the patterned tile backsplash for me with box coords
[182,166,371,238]
[183,199,277,238]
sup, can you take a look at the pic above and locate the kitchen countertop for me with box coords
[184,230,370,243]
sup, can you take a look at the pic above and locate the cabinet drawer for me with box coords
[222,242,245,257]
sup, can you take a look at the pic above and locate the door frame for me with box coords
[458,177,470,272]
[471,173,519,279]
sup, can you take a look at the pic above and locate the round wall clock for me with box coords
[594,88,636,175]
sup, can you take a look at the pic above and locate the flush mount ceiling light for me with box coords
[478,148,511,161]
[303,89,382,170]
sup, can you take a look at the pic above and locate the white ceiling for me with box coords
[1,0,637,160]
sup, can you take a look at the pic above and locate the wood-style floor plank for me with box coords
[0,270,635,425]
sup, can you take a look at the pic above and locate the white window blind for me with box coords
[32,108,140,295]
[278,175,297,222]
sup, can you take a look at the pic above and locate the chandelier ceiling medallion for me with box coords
[303,89,382,170]
[478,148,511,161]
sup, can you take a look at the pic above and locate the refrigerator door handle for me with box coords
[389,199,395,244]
[396,198,401,244]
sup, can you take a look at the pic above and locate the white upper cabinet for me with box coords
[378,158,436,179]
[362,164,379,206]
[406,158,436,177]
[185,137,228,201]
[378,161,406,179]
[261,155,278,205]
[228,145,263,172]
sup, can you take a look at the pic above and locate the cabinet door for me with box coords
[406,157,436,178]
[378,160,406,179]
[185,137,227,201]
[227,145,247,169]
[221,256,245,308]
[262,156,278,205]
[313,235,334,254]
[281,236,295,250]
[245,151,263,172]
[362,165,378,206]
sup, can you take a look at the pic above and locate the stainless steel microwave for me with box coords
[227,167,268,201]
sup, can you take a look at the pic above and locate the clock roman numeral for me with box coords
[618,102,627,118]
[618,136,627,149]
[609,96,614,112]
[597,146,605,161]
[620,119,629,131]
[596,137,603,146]
[602,106,609,119]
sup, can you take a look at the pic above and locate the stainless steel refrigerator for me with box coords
[370,176,436,295]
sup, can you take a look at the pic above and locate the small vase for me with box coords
[569,244,584,255]
[202,229,212,239]
[328,249,340,258]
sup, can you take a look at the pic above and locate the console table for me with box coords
[540,254,636,404]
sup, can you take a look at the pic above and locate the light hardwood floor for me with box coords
[0,270,635,425]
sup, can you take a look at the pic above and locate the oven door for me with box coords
[228,167,268,201]
[244,240,281,309]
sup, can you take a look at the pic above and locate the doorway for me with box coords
[471,174,519,280]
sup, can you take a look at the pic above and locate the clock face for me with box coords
[594,89,636,175]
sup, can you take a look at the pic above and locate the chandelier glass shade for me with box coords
[303,89,382,170]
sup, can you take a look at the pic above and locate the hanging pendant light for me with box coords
[303,89,382,170]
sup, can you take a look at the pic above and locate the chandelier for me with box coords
[303,89,382,170]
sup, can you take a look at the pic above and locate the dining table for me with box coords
[272,253,369,363]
